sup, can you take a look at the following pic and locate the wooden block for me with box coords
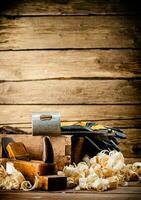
[14,160,57,178]
[0,158,56,179]
[0,158,66,190]
[0,16,141,50]
[0,0,141,16]
[6,142,29,160]
[0,80,140,104]
[38,175,67,191]
[71,136,84,164]
[0,134,71,170]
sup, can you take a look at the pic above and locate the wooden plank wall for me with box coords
[0,0,141,162]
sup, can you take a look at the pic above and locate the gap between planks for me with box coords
[0,0,141,16]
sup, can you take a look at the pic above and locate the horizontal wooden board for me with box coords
[1,186,141,200]
[1,186,141,194]
[4,188,141,200]
[119,129,141,158]
[0,105,141,127]
[0,79,140,104]
[0,16,141,50]
[0,0,141,16]
[0,50,141,80]
[1,191,141,200]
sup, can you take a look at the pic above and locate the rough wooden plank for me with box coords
[0,79,140,104]
[0,105,140,127]
[0,50,141,80]
[1,186,141,194]
[0,0,141,16]
[0,16,141,50]
[0,190,141,200]
[119,129,141,158]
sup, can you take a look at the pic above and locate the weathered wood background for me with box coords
[0,0,141,162]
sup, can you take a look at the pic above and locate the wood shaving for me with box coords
[0,162,38,191]
[21,176,39,191]
[59,150,141,191]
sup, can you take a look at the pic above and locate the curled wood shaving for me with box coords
[0,163,25,190]
[59,150,141,191]
[0,162,38,191]
[21,176,39,191]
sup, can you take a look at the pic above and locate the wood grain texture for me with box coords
[0,105,140,127]
[0,0,141,16]
[119,129,141,158]
[0,187,141,200]
[0,50,141,80]
[0,16,141,50]
[0,0,140,165]
[0,80,140,104]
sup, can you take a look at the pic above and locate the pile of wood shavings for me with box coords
[0,162,38,191]
[58,150,141,191]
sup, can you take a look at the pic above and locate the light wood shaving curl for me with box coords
[59,150,141,191]
[0,162,39,191]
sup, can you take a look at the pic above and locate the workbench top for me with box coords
[0,184,141,200]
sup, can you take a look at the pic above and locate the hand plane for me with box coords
[1,136,56,175]
[1,136,67,190]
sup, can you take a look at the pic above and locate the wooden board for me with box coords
[0,80,140,104]
[119,129,141,158]
[0,50,141,80]
[0,105,140,127]
[0,186,141,200]
[0,16,141,50]
[0,0,141,16]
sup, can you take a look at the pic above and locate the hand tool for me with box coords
[0,158,67,191]
[1,137,15,158]
[32,113,126,139]
[2,137,30,160]
[32,112,127,163]
[42,136,54,164]
[6,142,30,160]
[0,126,28,135]
[1,136,57,177]
[37,175,67,191]
[1,136,67,190]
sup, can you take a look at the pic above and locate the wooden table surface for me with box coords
[0,184,141,200]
